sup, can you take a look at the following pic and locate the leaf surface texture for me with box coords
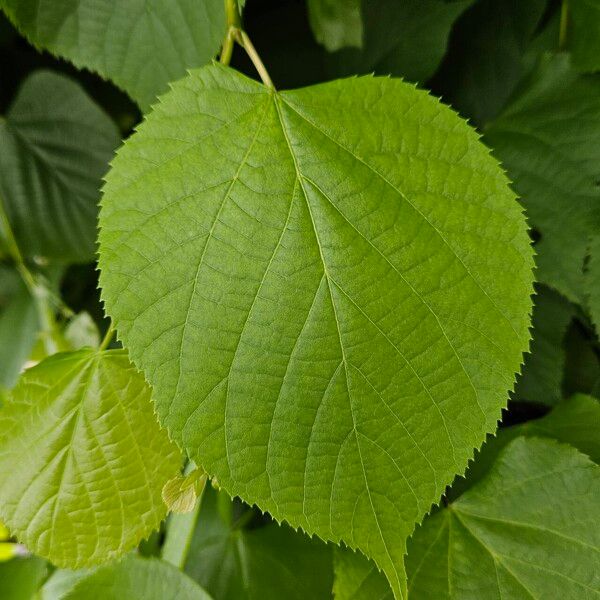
[99,64,534,597]
[0,349,181,567]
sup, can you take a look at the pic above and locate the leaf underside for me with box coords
[99,64,534,597]
[0,349,181,568]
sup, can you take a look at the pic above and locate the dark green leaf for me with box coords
[486,53,600,304]
[0,0,225,111]
[0,71,119,262]
[183,487,333,600]
[308,0,363,51]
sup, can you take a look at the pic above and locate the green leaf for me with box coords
[327,0,473,82]
[0,70,120,263]
[0,349,181,568]
[335,397,600,598]
[333,547,393,600]
[486,53,600,304]
[513,284,573,406]
[433,0,548,124]
[99,64,534,598]
[182,486,333,600]
[406,437,600,598]
[585,234,600,333]
[0,280,38,389]
[62,556,212,600]
[452,394,600,498]
[308,0,363,52]
[0,0,225,112]
[0,556,48,600]
[570,0,600,73]
[63,312,101,350]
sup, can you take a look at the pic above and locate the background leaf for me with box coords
[0,349,181,568]
[513,284,573,405]
[406,437,600,598]
[333,547,393,600]
[431,0,549,125]
[181,486,333,600]
[486,52,600,304]
[0,70,119,263]
[0,0,226,112]
[307,0,363,52]
[570,0,600,72]
[326,0,473,82]
[62,555,212,600]
[99,64,533,597]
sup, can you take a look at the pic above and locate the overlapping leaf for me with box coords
[0,0,225,111]
[486,53,600,305]
[570,0,600,73]
[61,556,212,600]
[0,70,119,262]
[406,437,600,598]
[513,284,573,405]
[327,0,473,82]
[433,0,548,124]
[308,0,363,51]
[181,486,333,600]
[99,64,533,597]
[337,435,600,598]
[0,349,181,567]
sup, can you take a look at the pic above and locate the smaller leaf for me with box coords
[62,556,213,600]
[308,0,363,52]
[0,349,182,568]
[162,468,208,514]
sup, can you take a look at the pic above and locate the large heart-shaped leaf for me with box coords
[0,349,181,568]
[99,64,534,597]
[486,53,600,304]
[0,0,225,111]
[0,70,120,263]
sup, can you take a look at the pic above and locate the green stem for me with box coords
[559,0,569,50]
[234,29,275,89]
[220,0,241,65]
[99,322,116,351]
[0,193,60,355]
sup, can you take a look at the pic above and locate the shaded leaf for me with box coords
[513,284,573,405]
[570,0,600,72]
[432,0,548,124]
[406,437,600,598]
[308,0,363,51]
[183,486,333,600]
[333,547,393,600]
[0,349,181,568]
[327,0,473,83]
[0,70,119,262]
[0,0,225,112]
[99,64,533,597]
[486,53,600,304]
